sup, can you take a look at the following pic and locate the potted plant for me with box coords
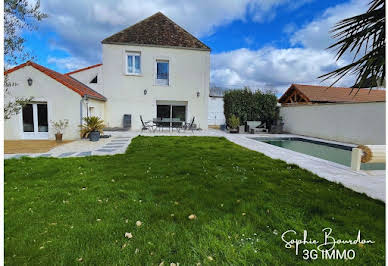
[80,116,105,141]
[228,115,240,133]
[50,119,69,142]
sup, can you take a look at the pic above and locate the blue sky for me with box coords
[20,0,368,93]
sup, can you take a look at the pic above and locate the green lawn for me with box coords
[4,136,385,265]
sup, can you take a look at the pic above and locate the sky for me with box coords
[21,0,369,94]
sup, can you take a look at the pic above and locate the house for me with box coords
[4,12,210,140]
[208,87,225,127]
[279,84,386,144]
[278,83,386,105]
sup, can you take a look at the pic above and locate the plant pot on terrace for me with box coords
[51,119,69,143]
[55,133,63,142]
[228,115,240,134]
[80,116,105,142]
[89,131,100,142]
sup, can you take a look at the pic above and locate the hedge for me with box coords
[223,88,278,129]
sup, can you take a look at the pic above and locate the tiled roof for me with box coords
[5,61,106,101]
[102,12,210,51]
[65,63,102,76]
[279,84,386,104]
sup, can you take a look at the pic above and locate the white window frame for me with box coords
[21,102,49,139]
[155,59,170,86]
[125,52,141,75]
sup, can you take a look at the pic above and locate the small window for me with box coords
[126,53,141,75]
[90,76,97,83]
[156,60,169,85]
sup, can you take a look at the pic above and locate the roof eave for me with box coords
[101,41,211,52]
[85,94,107,101]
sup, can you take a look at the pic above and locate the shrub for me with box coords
[223,88,277,129]
[80,116,105,138]
[228,114,240,129]
[50,119,69,134]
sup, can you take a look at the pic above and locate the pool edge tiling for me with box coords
[224,133,385,202]
[252,137,385,170]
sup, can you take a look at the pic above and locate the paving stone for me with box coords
[96,148,116,152]
[111,139,129,142]
[38,154,51,157]
[105,142,126,145]
[103,145,124,148]
[58,152,76,158]
[76,151,92,157]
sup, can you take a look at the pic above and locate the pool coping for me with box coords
[225,133,385,202]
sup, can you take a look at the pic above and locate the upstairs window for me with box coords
[156,60,169,85]
[126,52,141,75]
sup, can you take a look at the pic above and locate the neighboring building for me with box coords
[4,12,210,140]
[208,87,225,127]
[279,84,386,144]
[278,84,386,105]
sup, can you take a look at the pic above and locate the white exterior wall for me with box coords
[102,44,210,130]
[68,65,103,95]
[84,98,105,120]
[280,102,386,145]
[208,96,225,125]
[4,66,82,140]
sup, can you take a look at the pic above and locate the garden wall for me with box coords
[280,102,385,145]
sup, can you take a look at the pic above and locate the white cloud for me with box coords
[38,0,310,63]
[211,47,355,93]
[36,0,367,92]
[211,0,369,93]
[290,0,368,50]
[47,56,91,72]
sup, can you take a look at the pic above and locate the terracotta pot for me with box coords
[55,133,63,142]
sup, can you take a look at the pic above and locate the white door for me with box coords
[22,103,49,139]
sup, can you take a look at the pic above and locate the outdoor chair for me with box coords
[140,115,156,132]
[178,117,195,133]
[249,121,268,134]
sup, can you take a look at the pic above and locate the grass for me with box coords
[4,140,72,154]
[4,136,385,265]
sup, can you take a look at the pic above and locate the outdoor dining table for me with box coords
[153,118,184,131]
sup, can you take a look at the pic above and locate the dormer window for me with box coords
[156,60,169,85]
[126,52,141,75]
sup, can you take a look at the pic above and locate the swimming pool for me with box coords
[252,137,385,170]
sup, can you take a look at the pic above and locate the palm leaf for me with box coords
[319,0,385,91]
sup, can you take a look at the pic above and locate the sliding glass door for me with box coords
[156,104,186,127]
[22,103,49,139]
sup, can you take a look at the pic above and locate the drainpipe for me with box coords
[80,98,83,126]
[80,95,88,126]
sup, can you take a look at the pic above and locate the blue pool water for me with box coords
[253,138,385,170]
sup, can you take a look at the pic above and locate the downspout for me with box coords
[80,98,83,126]
[80,95,88,126]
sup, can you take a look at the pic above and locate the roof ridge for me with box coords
[102,12,162,43]
[65,63,102,75]
[158,12,210,50]
[5,61,106,101]
[101,12,210,50]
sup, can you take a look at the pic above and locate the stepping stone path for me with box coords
[5,137,132,159]
[58,152,76,158]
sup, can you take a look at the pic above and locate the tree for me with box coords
[4,0,47,119]
[319,0,385,89]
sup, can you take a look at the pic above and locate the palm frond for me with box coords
[319,0,385,90]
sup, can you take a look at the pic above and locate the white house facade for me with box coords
[4,12,210,140]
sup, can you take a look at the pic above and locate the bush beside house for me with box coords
[223,88,278,130]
